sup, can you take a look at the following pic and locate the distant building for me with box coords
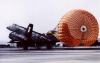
[0,44,10,48]
[9,43,17,47]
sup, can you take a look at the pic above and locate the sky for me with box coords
[0,0,100,43]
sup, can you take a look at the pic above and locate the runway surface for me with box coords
[0,48,100,63]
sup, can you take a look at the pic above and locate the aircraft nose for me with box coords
[6,26,12,30]
[6,24,15,31]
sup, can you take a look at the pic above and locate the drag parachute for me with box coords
[56,9,99,46]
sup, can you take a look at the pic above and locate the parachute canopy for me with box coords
[56,9,99,46]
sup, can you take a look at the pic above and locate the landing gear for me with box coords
[23,46,28,50]
[47,44,52,49]
[23,43,28,50]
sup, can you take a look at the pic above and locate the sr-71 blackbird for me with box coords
[7,24,59,50]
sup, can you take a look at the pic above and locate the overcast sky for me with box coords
[0,0,100,42]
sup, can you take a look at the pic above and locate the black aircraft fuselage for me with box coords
[7,24,59,50]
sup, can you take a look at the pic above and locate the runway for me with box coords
[0,48,100,63]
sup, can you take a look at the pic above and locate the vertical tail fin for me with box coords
[24,23,33,38]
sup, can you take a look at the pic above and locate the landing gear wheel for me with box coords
[23,46,28,50]
[47,44,52,49]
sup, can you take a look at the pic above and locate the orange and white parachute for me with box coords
[55,9,99,46]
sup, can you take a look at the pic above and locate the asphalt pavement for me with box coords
[0,48,100,63]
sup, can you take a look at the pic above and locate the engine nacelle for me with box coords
[9,32,27,41]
